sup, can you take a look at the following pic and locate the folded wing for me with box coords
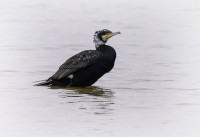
[50,50,102,80]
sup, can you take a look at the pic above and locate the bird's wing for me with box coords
[50,50,102,80]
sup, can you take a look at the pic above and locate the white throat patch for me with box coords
[93,32,106,49]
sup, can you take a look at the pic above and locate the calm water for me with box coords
[1,0,200,136]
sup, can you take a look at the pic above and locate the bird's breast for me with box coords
[98,54,116,73]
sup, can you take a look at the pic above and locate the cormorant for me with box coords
[35,29,120,86]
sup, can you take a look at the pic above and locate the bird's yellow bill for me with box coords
[102,32,121,41]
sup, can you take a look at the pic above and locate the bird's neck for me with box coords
[95,42,105,48]
[96,45,115,54]
[94,38,106,49]
[96,44,107,50]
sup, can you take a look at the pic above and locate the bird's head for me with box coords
[93,29,121,49]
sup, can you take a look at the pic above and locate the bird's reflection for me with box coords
[49,86,113,97]
[49,86,114,115]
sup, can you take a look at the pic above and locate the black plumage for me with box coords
[35,29,120,87]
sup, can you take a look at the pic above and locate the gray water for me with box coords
[1,0,200,136]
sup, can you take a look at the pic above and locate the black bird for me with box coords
[35,29,120,86]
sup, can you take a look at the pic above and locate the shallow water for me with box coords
[1,0,200,137]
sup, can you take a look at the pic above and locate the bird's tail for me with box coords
[34,79,53,86]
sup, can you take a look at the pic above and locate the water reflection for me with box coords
[50,86,113,97]
[49,86,114,115]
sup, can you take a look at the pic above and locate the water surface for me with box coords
[1,0,200,137]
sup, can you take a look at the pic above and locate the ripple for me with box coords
[163,88,199,91]
[131,107,152,109]
[1,70,19,72]
[175,103,200,106]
